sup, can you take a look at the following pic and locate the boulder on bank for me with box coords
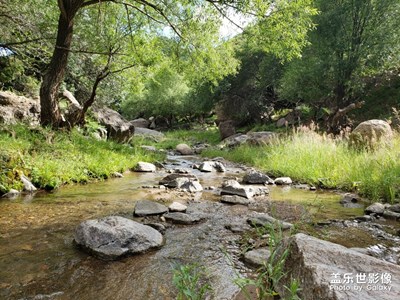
[218,120,236,140]
[134,127,165,141]
[134,162,156,172]
[175,143,194,155]
[74,216,164,260]
[349,119,393,149]
[0,91,40,126]
[130,118,150,128]
[92,106,135,143]
[273,233,400,300]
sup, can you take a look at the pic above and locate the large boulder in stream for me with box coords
[134,200,168,216]
[74,216,164,260]
[273,233,400,300]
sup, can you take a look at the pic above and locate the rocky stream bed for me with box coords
[1,154,400,299]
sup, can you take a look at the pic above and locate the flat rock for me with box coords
[388,204,400,213]
[220,180,254,199]
[247,213,293,230]
[274,233,400,300]
[163,212,203,225]
[382,210,400,220]
[244,248,271,268]
[74,216,164,260]
[2,189,20,198]
[134,162,156,172]
[365,202,385,215]
[274,177,292,185]
[134,200,168,216]
[169,202,187,212]
[220,195,255,205]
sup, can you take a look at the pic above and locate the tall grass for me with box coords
[0,124,164,192]
[203,126,400,202]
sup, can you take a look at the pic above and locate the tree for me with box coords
[279,0,400,130]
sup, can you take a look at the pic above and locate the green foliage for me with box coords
[203,127,400,202]
[172,263,212,300]
[0,124,164,192]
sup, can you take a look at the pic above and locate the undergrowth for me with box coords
[0,124,164,192]
[202,126,400,203]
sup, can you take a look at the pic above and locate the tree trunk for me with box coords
[39,1,82,127]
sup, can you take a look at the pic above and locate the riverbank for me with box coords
[0,124,164,193]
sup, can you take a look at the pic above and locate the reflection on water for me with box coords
[0,156,375,299]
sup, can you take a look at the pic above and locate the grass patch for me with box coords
[154,127,220,150]
[203,127,400,202]
[0,124,164,192]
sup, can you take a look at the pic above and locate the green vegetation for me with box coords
[172,263,212,300]
[203,127,400,202]
[0,124,164,192]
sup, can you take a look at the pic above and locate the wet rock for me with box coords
[388,204,400,213]
[247,213,293,230]
[111,171,124,178]
[1,189,20,198]
[274,177,292,185]
[74,216,163,260]
[168,202,187,212]
[134,162,156,172]
[274,233,400,300]
[213,162,226,172]
[176,143,194,155]
[20,175,37,192]
[242,170,272,184]
[181,181,203,193]
[199,161,214,172]
[220,180,254,199]
[198,161,226,173]
[243,248,271,268]
[163,212,204,225]
[382,210,400,221]
[365,202,385,215]
[340,193,363,208]
[134,200,168,216]
[220,195,255,205]
[159,174,198,188]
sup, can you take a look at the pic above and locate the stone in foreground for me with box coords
[274,233,400,300]
[134,200,168,216]
[74,216,163,260]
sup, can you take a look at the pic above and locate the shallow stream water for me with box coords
[0,155,398,299]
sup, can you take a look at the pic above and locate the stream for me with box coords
[1,155,399,299]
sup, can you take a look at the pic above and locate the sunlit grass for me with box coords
[0,124,164,192]
[203,127,400,202]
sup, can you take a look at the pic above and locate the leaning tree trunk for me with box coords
[39,1,82,127]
